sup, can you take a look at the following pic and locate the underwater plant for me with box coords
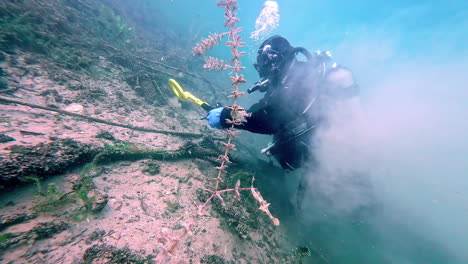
[192,32,229,56]
[192,0,279,225]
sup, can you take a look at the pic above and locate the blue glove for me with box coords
[207,107,224,129]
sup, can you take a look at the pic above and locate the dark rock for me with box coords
[200,136,219,150]
[142,161,160,175]
[86,229,106,244]
[19,130,45,136]
[0,134,15,143]
[0,139,102,190]
[95,131,116,141]
[82,244,154,264]
[0,221,69,252]
[0,232,21,252]
[115,91,126,102]
[0,212,38,231]
[87,190,108,213]
[6,145,31,154]
[31,221,69,240]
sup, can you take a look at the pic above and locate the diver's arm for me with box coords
[219,106,276,134]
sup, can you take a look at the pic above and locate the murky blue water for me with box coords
[125,1,467,263]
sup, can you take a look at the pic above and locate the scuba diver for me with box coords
[207,35,359,171]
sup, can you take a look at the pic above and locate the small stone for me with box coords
[87,190,109,213]
[122,194,135,200]
[95,131,116,141]
[109,231,121,240]
[0,134,15,143]
[64,103,84,114]
[140,200,150,215]
[112,200,123,211]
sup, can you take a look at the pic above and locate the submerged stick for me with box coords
[0,96,203,138]
[0,87,18,93]
[100,43,219,88]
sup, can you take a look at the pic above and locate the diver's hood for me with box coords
[254,35,294,79]
[251,36,313,93]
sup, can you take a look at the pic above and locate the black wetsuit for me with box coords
[219,46,359,170]
[219,57,328,170]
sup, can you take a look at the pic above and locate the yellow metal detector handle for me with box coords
[168,79,212,111]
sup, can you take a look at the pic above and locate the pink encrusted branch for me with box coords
[230,74,246,86]
[157,1,279,261]
[203,56,228,71]
[198,178,280,226]
[225,61,245,73]
[251,177,280,225]
[193,32,229,56]
[221,141,236,151]
[209,0,278,227]
[223,9,240,27]
[217,0,238,10]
